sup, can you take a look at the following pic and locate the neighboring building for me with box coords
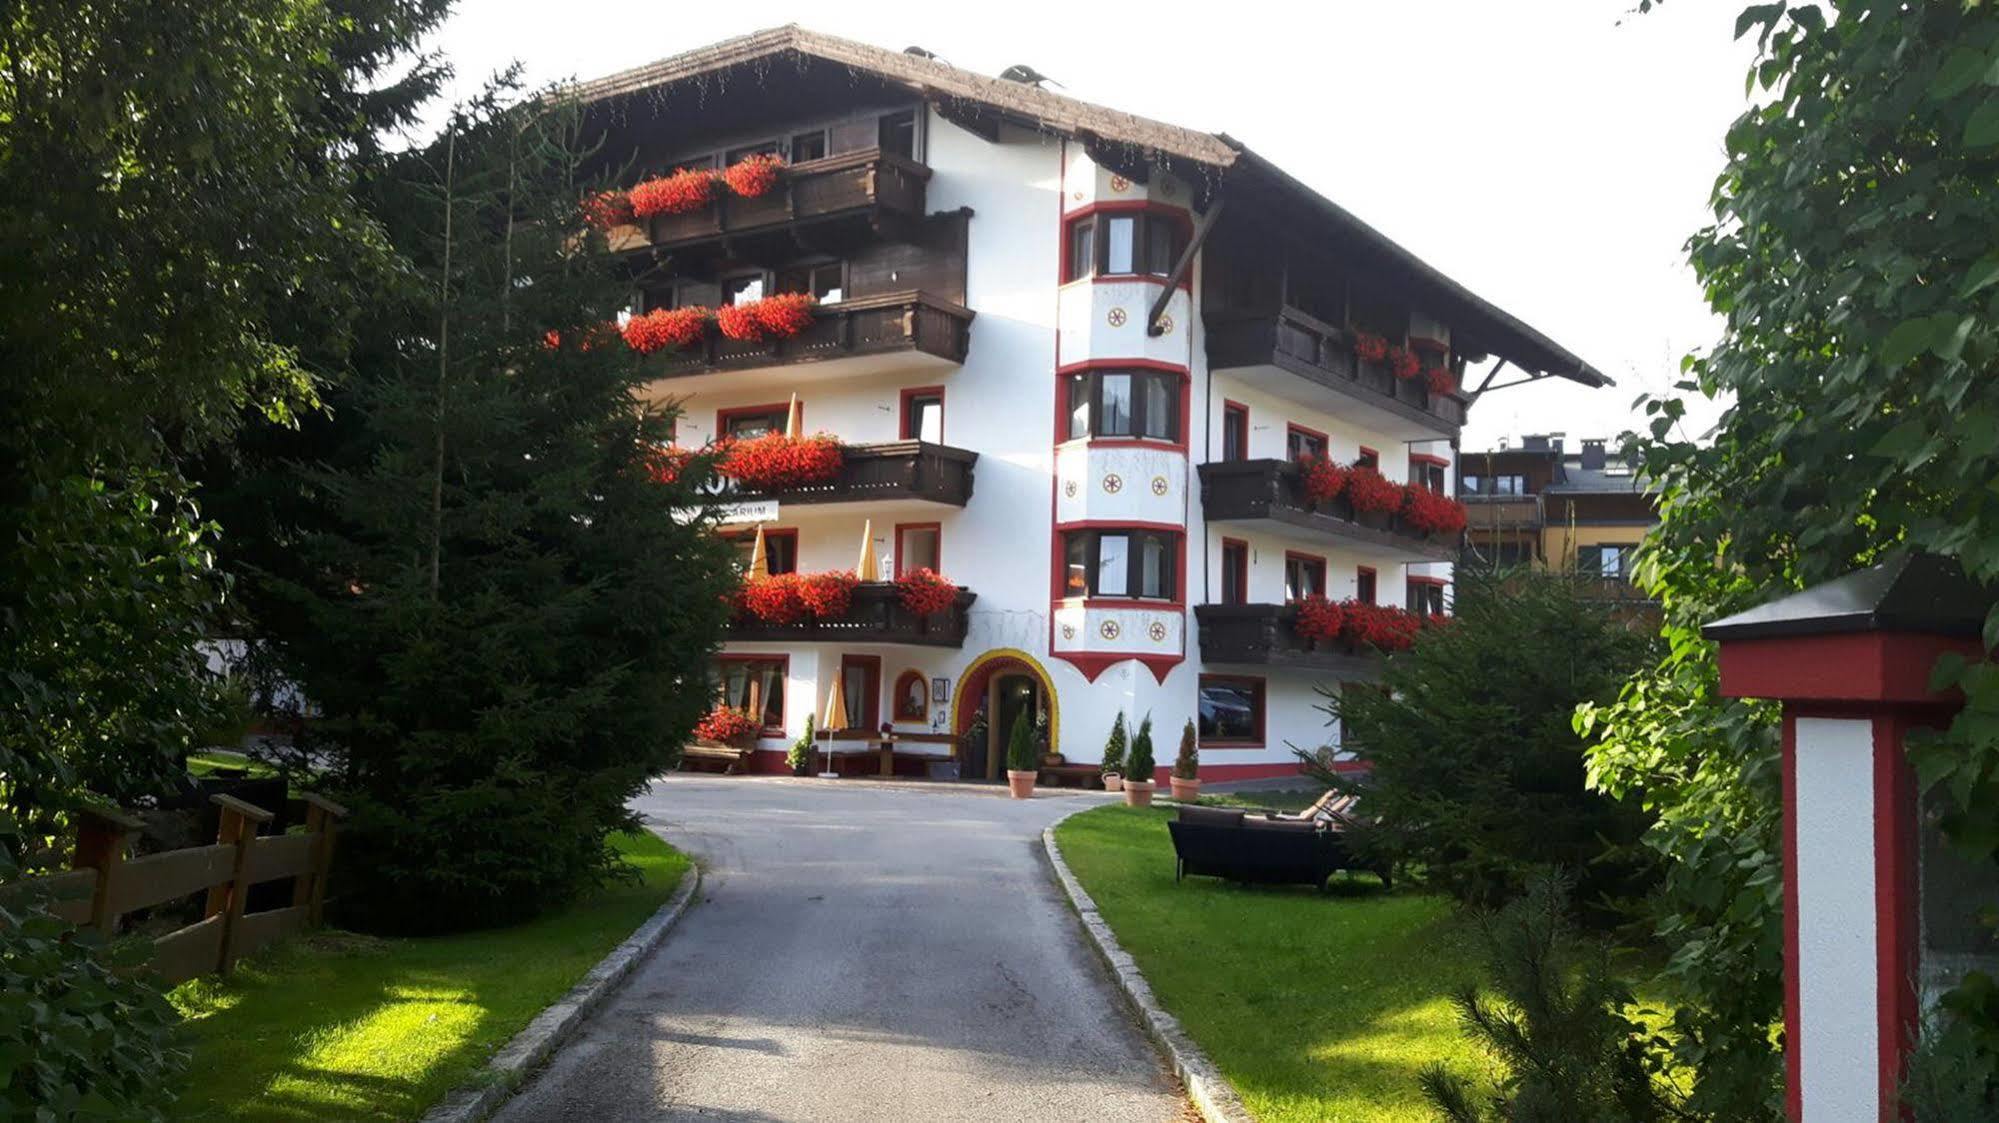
[572,27,1607,782]
[1459,434,1660,607]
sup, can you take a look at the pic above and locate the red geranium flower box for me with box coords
[1342,602,1422,653]
[621,306,710,354]
[1297,457,1349,505]
[629,168,718,218]
[896,568,958,617]
[797,571,858,620]
[694,704,761,743]
[716,294,817,342]
[740,572,806,625]
[581,189,636,231]
[720,433,845,491]
[1345,466,1405,515]
[1424,365,1456,396]
[1294,596,1346,645]
[722,153,785,198]
[1388,346,1422,381]
[1402,487,1468,537]
[1352,331,1389,364]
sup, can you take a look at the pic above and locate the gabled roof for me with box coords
[562,25,1609,389]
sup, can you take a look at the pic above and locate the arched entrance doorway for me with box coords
[952,649,1060,783]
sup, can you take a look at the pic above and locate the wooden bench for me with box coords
[680,741,754,774]
[1039,758,1102,788]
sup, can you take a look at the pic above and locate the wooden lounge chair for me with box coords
[1165,803,1391,890]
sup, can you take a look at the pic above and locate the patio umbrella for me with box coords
[783,393,802,439]
[748,524,769,579]
[854,519,879,582]
[819,675,848,779]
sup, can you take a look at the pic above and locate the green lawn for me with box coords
[184,750,280,779]
[168,830,690,1122]
[1055,804,1483,1122]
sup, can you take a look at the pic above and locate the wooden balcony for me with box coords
[1463,495,1543,529]
[735,441,977,508]
[1206,305,1465,439]
[637,149,930,250]
[1194,604,1383,676]
[728,583,976,648]
[1199,460,1456,562]
[641,291,972,385]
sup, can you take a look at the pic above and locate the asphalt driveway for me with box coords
[491,776,1185,1122]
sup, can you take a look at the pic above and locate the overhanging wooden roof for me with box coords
[560,25,1609,389]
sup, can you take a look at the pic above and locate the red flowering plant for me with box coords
[797,570,858,620]
[1293,596,1347,645]
[895,568,959,616]
[1342,602,1422,653]
[644,445,696,485]
[581,189,635,230]
[1388,346,1422,381]
[1402,486,1468,537]
[739,572,806,625]
[621,306,711,354]
[1424,364,1456,396]
[719,433,845,491]
[1351,330,1389,364]
[1296,456,1349,505]
[694,704,762,743]
[722,153,785,197]
[716,294,817,342]
[1345,466,1405,514]
[628,168,718,218]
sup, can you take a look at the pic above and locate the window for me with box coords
[1286,424,1328,462]
[1063,210,1186,280]
[1462,474,1526,496]
[1355,446,1380,471]
[901,387,944,442]
[718,656,786,732]
[1062,529,1179,600]
[895,523,940,576]
[1577,545,1632,578]
[892,670,928,721]
[1410,456,1448,493]
[775,261,844,303]
[1408,580,1445,615]
[1220,539,1249,605]
[718,403,790,439]
[838,655,881,731]
[789,130,827,162]
[1284,553,1326,602]
[722,273,765,306]
[1198,676,1265,745]
[731,527,797,575]
[1221,402,1249,461]
[1065,369,1180,442]
[1356,566,1377,605]
[878,109,918,158]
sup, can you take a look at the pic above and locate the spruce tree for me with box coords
[1173,719,1199,781]
[1007,710,1039,773]
[1126,715,1155,784]
[1101,712,1127,775]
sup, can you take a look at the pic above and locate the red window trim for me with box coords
[899,385,945,442]
[1286,422,1330,459]
[715,652,789,736]
[1283,550,1328,602]
[1408,453,1451,467]
[1053,361,1193,452]
[837,653,882,733]
[716,401,796,439]
[1049,519,1189,606]
[1408,575,1449,588]
[1059,201,1196,291]
[1198,673,1267,748]
[1221,401,1250,461]
[1357,445,1380,469]
[1220,537,1250,605]
[891,669,929,722]
[893,521,942,578]
[1356,564,1379,605]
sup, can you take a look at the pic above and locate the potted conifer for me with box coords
[787,713,816,777]
[1170,719,1201,802]
[1101,712,1127,792]
[1122,715,1156,807]
[1005,710,1039,799]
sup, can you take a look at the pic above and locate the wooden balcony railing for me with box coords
[1194,603,1384,675]
[1199,460,1457,560]
[634,148,931,249]
[728,583,976,648]
[1463,495,1543,528]
[735,441,977,507]
[1206,305,1466,434]
[644,291,972,380]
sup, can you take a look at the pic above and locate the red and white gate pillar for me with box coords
[1704,555,1989,1121]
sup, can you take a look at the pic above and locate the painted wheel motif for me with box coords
[1148,621,1168,643]
[1063,479,1078,499]
[1109,174,1131,193]
[1099,619,1121,641]
[1106,307,1127,328]
[1150,475,1169,496]
[1061,624,1076,640]
[1102,474,1123,494]
[1156,313,1174,335]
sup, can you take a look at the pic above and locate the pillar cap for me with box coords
[1702,553,1991,643]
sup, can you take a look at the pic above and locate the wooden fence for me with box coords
[12,792,345,986]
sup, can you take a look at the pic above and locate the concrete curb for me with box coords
[1041,809,1255,1123]
[422,861,703,1123]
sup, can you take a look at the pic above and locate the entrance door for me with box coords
[987,673,1041,780]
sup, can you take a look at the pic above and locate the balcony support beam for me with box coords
[1148,199,1224,337]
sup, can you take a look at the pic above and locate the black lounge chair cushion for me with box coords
[1177,805,1245,829]
[1241,815,1316,834]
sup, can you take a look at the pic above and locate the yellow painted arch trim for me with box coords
[952,647,1060,755]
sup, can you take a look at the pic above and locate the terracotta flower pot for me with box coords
[1170,777,1202,802]
[1122,780,1155,808]
[1102,772,1124,792]
[1006,769,1037,800]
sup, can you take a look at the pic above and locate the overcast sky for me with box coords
[429,1,1756,451]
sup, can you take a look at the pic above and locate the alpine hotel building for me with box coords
[572,28,1608,782]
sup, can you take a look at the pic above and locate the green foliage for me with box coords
[1007,710,1039,772]
[232,92,737,934]
[1316,571,1656,909]
[1101,711,1127,775]
[1173,719,1199,780]
[1901,987,1999,1122]
[1421,871,1687,1123]
[788,714,817,776]
[0,828,188,1119]
[1126,715,1156,782]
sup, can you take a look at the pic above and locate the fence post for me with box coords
[206,793,274,974]
[292,792,348,927]
[71,803,143,933]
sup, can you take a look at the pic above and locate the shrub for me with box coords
[1126,715,1156,783]
[1173,719,1198,780]
[1006,710,1038,772]
[1313,571,1657,910]
[787,713,816,776]
[1100,711,1127,776]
